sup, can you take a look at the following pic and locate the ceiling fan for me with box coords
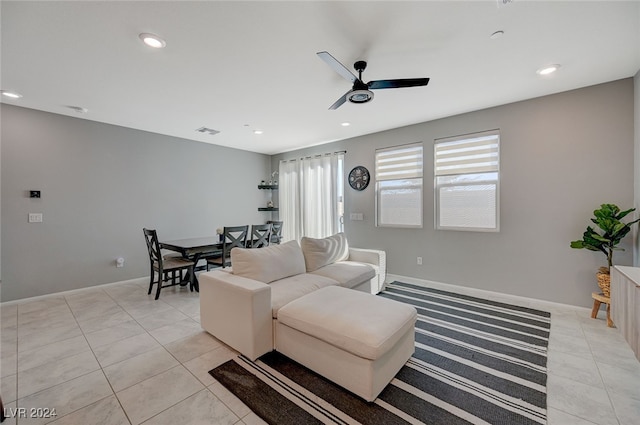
[317,51,430,110]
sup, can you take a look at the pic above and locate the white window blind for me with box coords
[375,143,423,228]
[435,130,499,231]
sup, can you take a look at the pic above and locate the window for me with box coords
[434,130,500,231]
[375,143,423,228]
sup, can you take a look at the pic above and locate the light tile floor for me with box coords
[0,277,639,424]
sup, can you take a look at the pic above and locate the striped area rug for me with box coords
[209,281,550,424]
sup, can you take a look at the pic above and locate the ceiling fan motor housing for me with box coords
[349,76,373,104]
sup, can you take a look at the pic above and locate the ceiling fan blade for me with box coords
[317,51,358,84]
[368,78,430,90]
[328,90,351,110]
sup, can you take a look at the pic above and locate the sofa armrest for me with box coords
[348,248,387,293]
[199,270,273,360]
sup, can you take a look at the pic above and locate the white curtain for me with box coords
[279,153,344,242]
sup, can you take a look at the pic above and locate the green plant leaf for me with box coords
[570,240,584,248]
[610,222,627,236]
[590,234,609,243]
[616,208,636,220]
[571,204,640,264]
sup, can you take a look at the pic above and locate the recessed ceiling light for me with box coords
[341,122,351,127]
[253,130,263,135]
[139,33,166,49]
[537,64,561,75]
[490,30,504,40]
[1,90,23,99]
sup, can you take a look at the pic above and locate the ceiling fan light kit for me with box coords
[348,89,374,104]
[317,51,429,110]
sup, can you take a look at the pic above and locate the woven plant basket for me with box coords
[596,270,611,298]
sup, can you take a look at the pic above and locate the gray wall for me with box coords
[1,105,272,301]
[635,69,640,267]
[272,79,635,307]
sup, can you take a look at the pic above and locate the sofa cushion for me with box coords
[300,233,350,272]
[270,274,338,318]
[277,286,417,360]
[231,240,306,284]
[309,261,375,289]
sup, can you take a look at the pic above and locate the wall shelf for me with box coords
[258,207,279,212]
[258,185,279,190]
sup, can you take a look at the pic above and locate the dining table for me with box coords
[160,236,223,291]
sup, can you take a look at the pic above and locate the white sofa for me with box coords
[199,233,387,360]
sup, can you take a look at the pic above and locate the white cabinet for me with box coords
[611,266,640,360]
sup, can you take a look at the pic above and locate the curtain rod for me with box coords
[280,150,346,163]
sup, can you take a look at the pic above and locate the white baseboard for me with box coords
[385,273,590,314]
[2,272,589,315]
[0,277,149,306]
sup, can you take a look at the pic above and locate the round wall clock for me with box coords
[348,166,370,191]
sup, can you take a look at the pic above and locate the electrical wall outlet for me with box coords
[417,257,423,265]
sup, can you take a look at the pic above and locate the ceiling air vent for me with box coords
[196,127,220,136]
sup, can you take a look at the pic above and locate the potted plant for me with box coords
[570,203,640,297]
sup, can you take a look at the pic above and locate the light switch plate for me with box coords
[28,213,43,223]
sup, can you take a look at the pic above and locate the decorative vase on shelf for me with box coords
[267,201,274,208]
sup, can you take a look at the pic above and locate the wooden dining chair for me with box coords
[143,228,195,300]
[268,220,283,244]
[249,223,272,248]
[206,225,249,269]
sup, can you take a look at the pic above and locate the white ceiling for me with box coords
[2,1,639,155]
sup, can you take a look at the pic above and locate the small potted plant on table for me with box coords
[570,203,639,297]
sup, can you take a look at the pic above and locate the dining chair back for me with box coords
[268,220,283,244]
[249,223,272,248]
[143,228,195,300]
[207,225,249,269]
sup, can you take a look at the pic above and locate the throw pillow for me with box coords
[300,232,349,272]
[231,240,306,283]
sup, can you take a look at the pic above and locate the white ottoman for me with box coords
[274,286,417,402]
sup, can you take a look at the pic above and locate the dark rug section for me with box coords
[209,281,550,425]
[209,359,323,425]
